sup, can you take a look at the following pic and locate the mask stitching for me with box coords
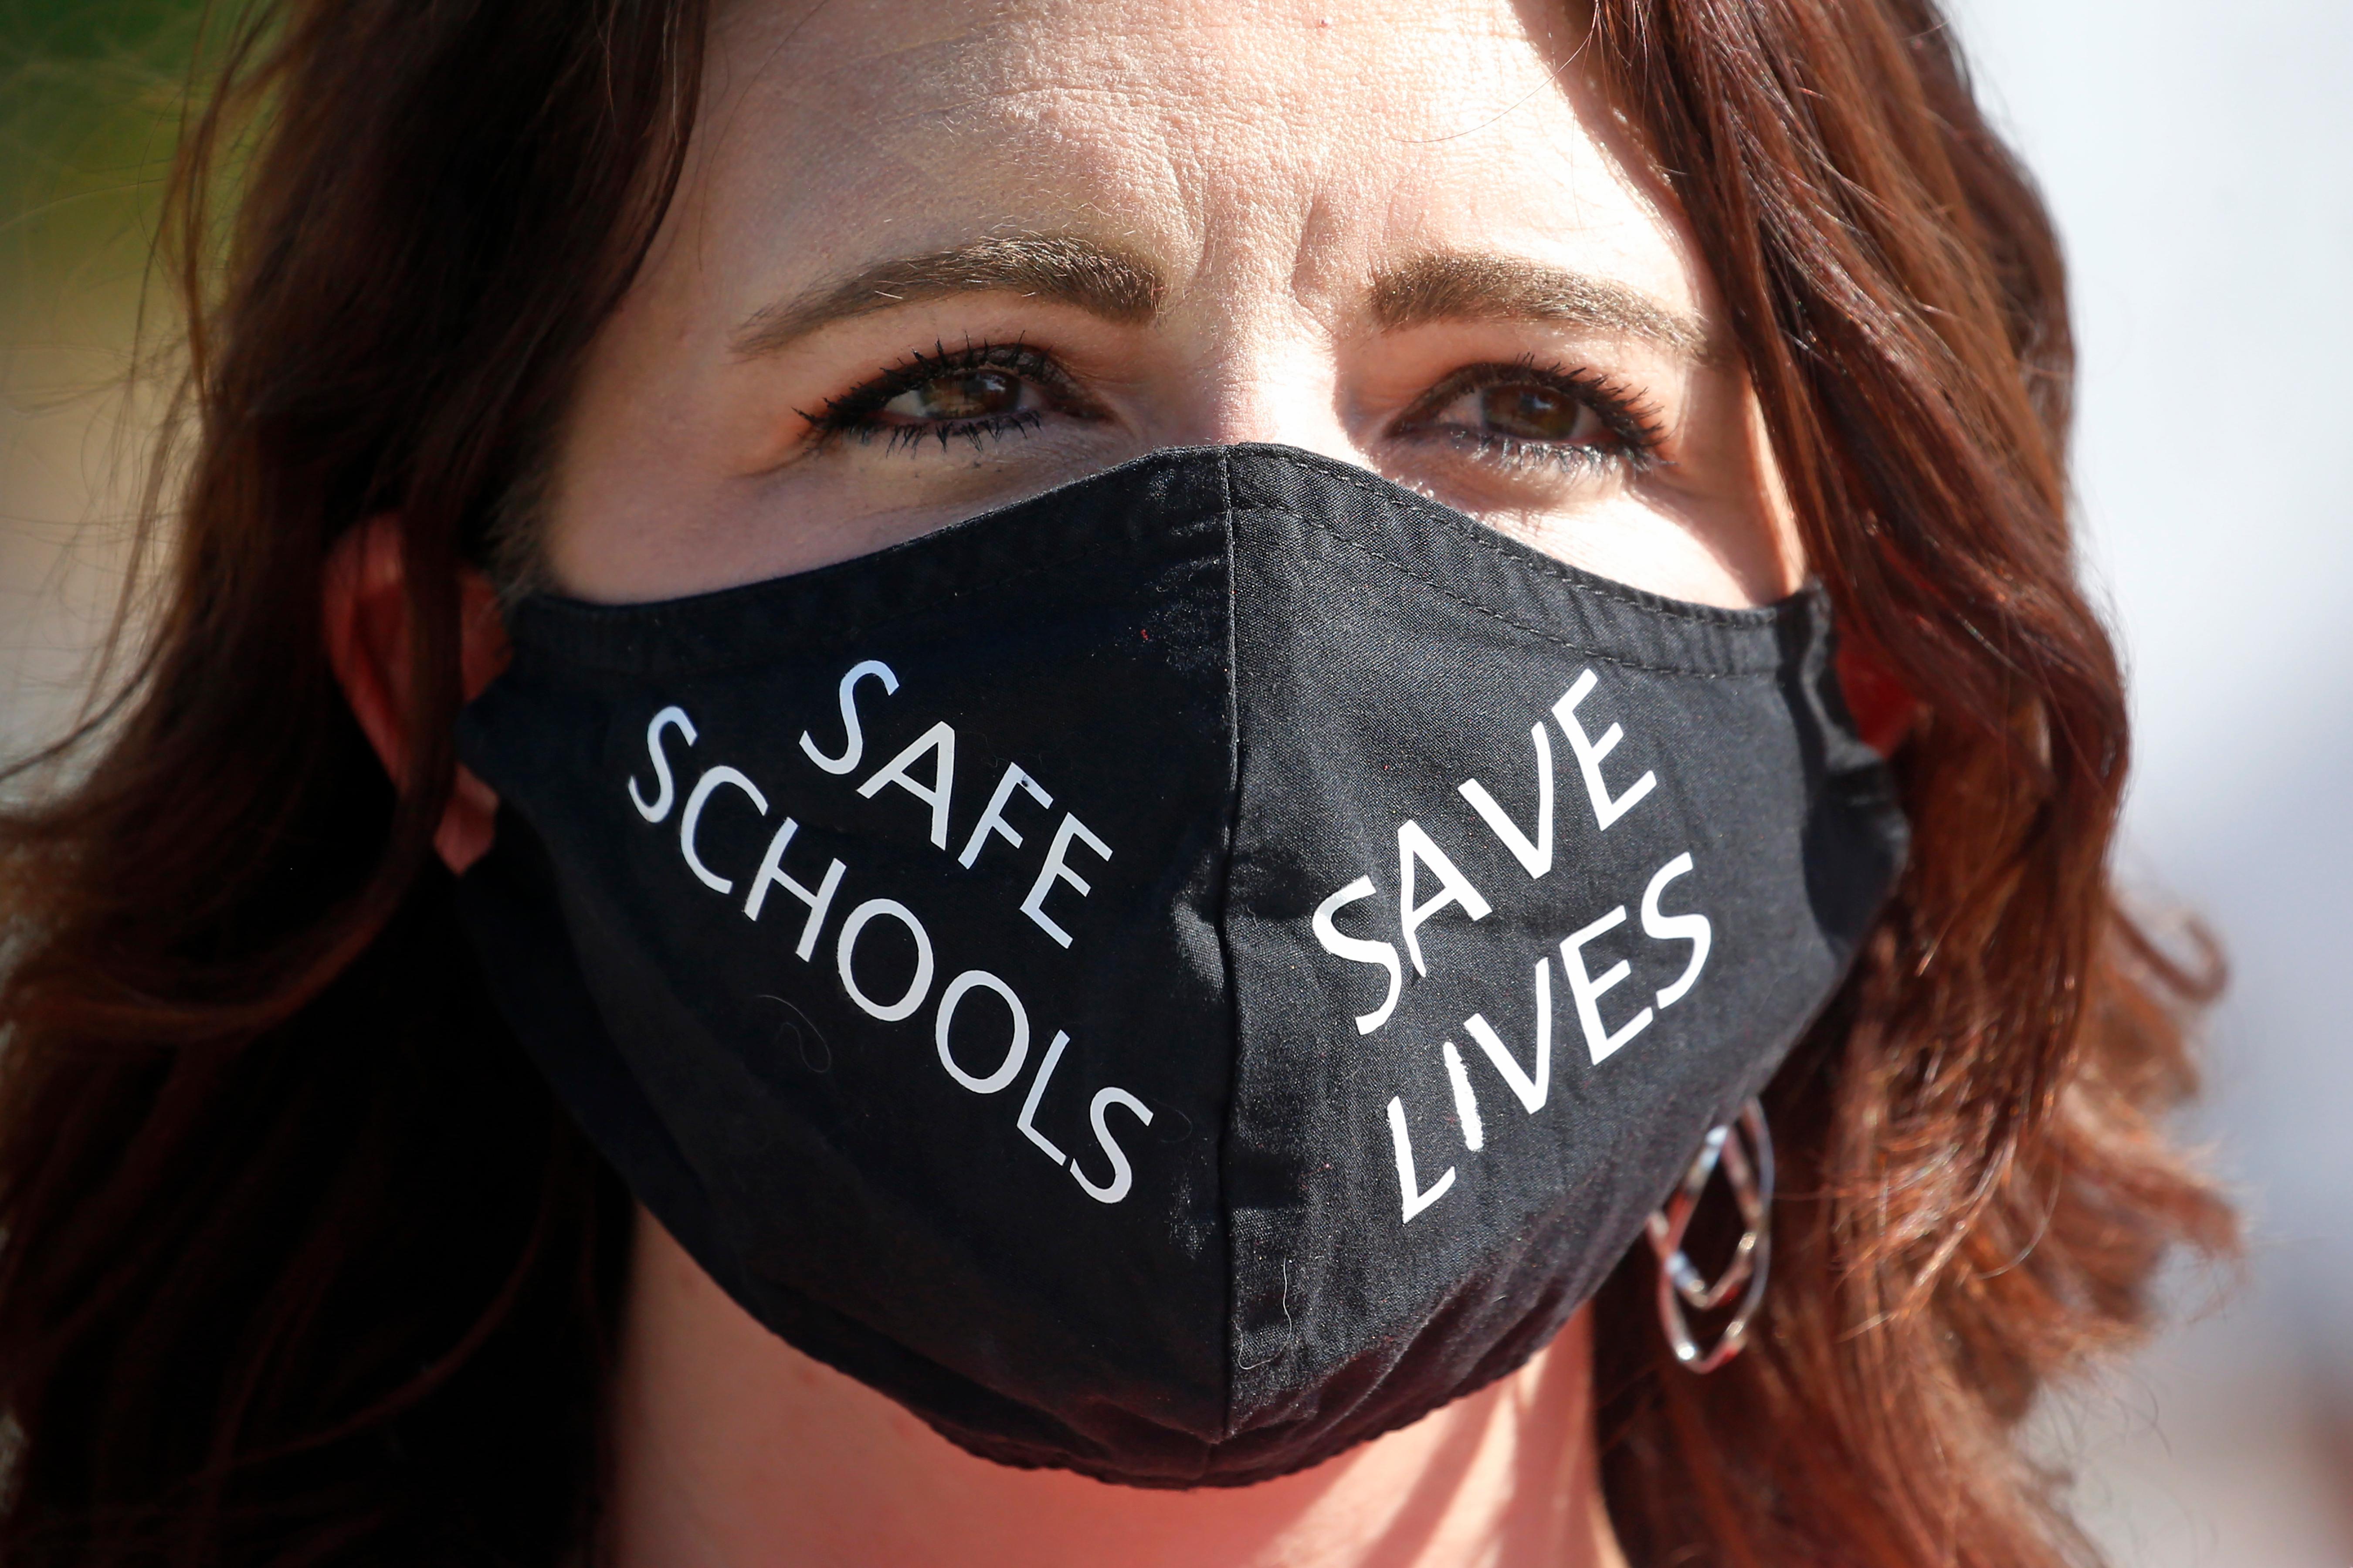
[514,491,1803,681]
[514,528,1176,674]
[517,517,1790,684]
[1214,445,1248,1440]
[1237,448,1805,632]
[1258,508,1787,682]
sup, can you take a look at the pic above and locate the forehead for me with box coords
[696,0,1694,309]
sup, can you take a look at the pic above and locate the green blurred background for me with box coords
[0,0,207,761]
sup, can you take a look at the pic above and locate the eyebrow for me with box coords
[730,235,1166,357]
[1369,254,1712,360]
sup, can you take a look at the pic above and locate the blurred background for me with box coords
[1946,1,2353,1561]
[2,1,2347,1561]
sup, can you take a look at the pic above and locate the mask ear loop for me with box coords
[1644,1097,1774,1374]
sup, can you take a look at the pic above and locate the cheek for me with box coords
[1646,374,1804,605]
[1468,493,1741,608]
[1734,393,1807,596]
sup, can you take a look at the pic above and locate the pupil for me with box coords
[1481,383,1586,442]
[920,369,1020,420]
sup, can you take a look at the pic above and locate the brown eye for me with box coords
[881,368,1029,423]
[1475,381,1605,444]
[1394,362,1661,474]
[816,343,1108,452]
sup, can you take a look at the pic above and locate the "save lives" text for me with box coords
[1309,669,1715,1223]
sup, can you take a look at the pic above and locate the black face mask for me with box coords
[455,444,1905,1489]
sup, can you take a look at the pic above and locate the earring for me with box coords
[1644,1097,1773,1374]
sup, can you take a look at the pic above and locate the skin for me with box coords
[546,0,1796,611]
[328,0,1802,1561]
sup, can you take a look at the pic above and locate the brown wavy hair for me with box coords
[0,0,2234,1563]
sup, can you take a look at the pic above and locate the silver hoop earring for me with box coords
[1644,1097,1773,1374]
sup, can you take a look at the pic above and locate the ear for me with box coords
[322,515,512,874]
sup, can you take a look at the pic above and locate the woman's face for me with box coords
[546,0,1798,610]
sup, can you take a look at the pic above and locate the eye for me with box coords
[1431,380,1608,445]
[809,342,1098,453]
[1396,359,1663,474]
[873,366,1040,425]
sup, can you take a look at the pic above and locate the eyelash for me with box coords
[805,342,1666,471]
[804,340,1088,455]
[1393,356,1668,477]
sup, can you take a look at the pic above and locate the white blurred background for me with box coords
[1946,0,2353,1560]
[3,1,2349,1560]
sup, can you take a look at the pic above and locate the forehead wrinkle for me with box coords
[1370,252,1712,360]
[729,234,1167,356]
